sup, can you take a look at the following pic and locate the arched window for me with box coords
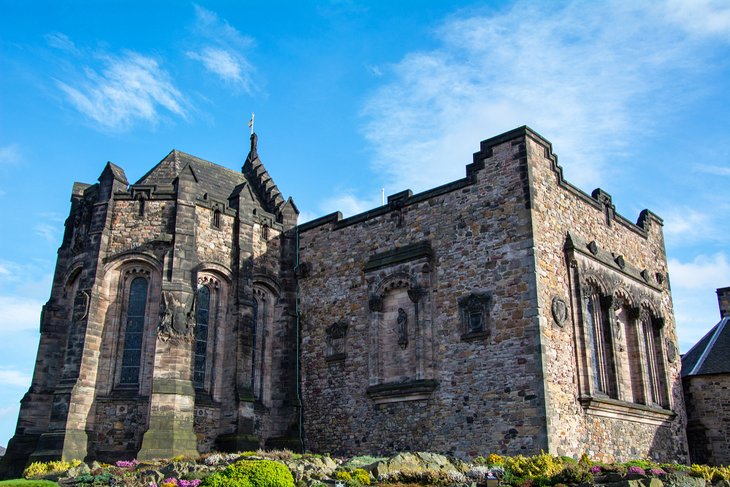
[193,286,211,388]
[120,277,148,385]
[641,310,668,407]
[584,289,617,398]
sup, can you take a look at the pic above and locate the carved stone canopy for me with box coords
[326,321,348,339]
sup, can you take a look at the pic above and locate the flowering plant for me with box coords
[115,459,140,469]
[589,465,602,474]
[627,466,646,475]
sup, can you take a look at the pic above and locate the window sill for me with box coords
[326,353,346,364]
[579,395,675,426]
[366,379,438,404]
[461,330,490,342]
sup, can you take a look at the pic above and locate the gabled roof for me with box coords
[136,149,246,203]
[682,316,730,377]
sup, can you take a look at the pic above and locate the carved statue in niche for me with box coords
[326,321,348,358]
[397,308,408,349]
[158,291,196,340]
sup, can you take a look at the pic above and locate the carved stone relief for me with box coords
[158,291,196,341]
[551,297,568,327]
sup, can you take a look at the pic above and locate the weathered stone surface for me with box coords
[0,127,690,475]
[285,455,338,482]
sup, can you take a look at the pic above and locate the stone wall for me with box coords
[523,129,688,462]
[684,374,730,466]
[298,135,546,458]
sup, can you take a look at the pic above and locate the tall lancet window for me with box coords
[120,277,148,384]
[194,286,211,388]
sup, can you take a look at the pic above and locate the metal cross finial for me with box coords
[247,112,255,135]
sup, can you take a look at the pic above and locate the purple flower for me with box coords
[650,468,666,476]
[590,466,602,474]
[627,466,646,475]
[179,481,201,487]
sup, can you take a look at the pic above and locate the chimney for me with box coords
[718,287,730,318]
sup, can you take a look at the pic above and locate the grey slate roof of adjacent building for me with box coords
[136,149,247,203]
[682,316,730,377]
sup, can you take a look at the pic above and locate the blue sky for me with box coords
[0,0,728,448]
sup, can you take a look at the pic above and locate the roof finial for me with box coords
[247,112,258,160]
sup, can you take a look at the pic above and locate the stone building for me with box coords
[1,126,688,477]
[682,287,730,466]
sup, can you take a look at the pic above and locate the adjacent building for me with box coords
[682,287,730,466]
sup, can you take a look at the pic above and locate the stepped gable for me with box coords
[136,149,246,202]
[242,133,286,216]
[682,316,730,377]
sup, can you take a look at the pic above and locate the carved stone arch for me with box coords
[193,262,233,286]
[96,254,162,394]
[252,274,281,298]
[612,287,636,311]
[581,272,609,297]
[373,270,414,298]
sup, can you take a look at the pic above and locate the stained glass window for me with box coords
[120,277,147,385]
[193,286,210,388]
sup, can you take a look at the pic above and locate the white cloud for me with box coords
[665,0,730,39]
[45,32,80,55]
[188,5,256,93]
[320,192,380,218]
[56,51,188,131]
[0,369,31,388]
[34,224,59,245]
[186,48,253,91]
[0,296,43,333]
[0,405,19,417]
[0,144,21,165]
[669,252,729,351]
[696,164,730,176]
[361,0,727,193]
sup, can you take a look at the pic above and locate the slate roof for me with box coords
[136,149,247,203]
[682,316,730,377]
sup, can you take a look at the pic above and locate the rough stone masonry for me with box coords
[0,126,689,479]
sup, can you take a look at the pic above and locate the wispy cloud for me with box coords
[320,192,380,217]
[696,164,730,176]
[56,51,188,131]
[187,5,256,93]
[361,0,730,193]
[45,32,80,55]
[0,144,21,165]
[664,0,730,39]
[0,369,31,388]
[0,296,43,333]
[34,224,59,245]
[669,252,730,351]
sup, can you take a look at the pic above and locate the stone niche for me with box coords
[363,242,437,404]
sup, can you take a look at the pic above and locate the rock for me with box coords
[65,463,91,478]
[141,469,165,484]
[370,451,462,481]
[663,473,708,487]
[285,455,338,482]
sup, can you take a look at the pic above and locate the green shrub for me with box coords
[352,468,371,485]
[335,470,353,483]
[552,463,592,485]
[22,460,81,479]
[201,459,294,487]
